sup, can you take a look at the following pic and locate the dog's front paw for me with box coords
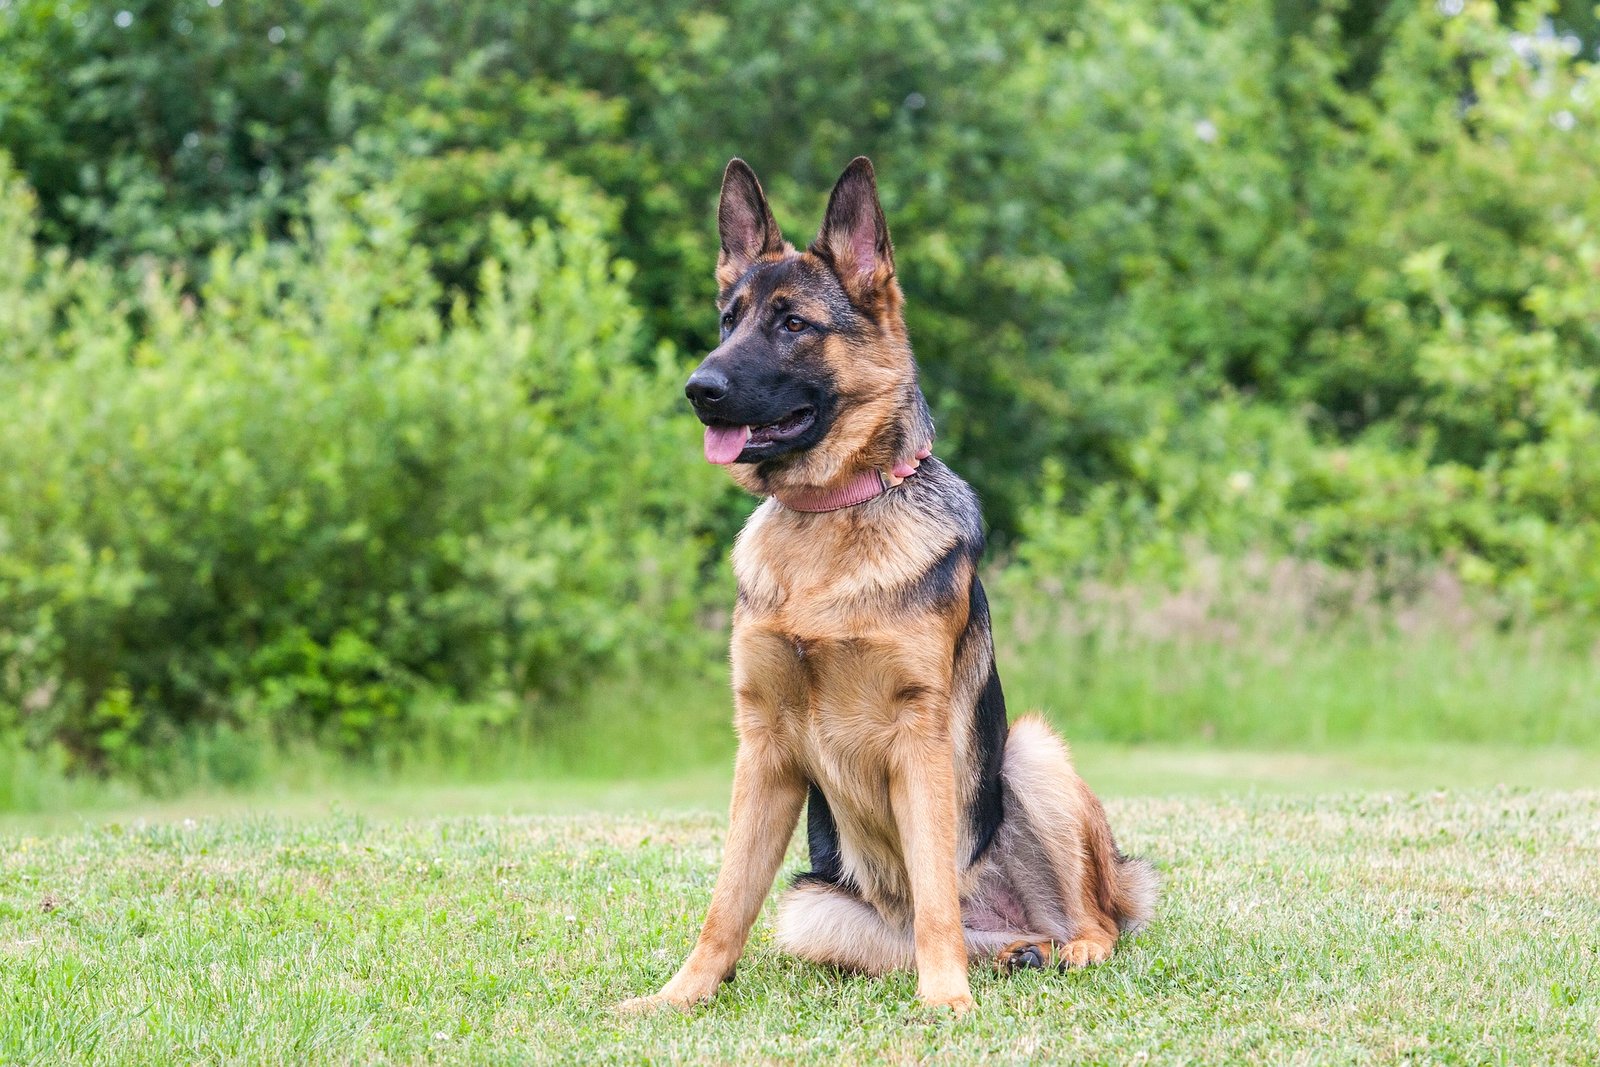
[616,986,709,1015]
[917,977,974,1015]
[615,993,685,1016]
[616,986,714,1014]
[616,969,728,1015]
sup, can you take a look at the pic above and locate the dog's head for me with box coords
[687,157,930,497]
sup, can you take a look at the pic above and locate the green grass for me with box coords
[3,771,1597,1064]
[5,741,1598,835]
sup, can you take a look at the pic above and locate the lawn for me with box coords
[2,750,1597,1064]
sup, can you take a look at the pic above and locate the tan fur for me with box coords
[619,158,1154,1017]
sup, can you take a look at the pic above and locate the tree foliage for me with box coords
[0,156,724,772]
[0,0,1597,767]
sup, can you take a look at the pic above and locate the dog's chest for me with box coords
[732,619,909,758]
[730,498,943,625]
[728,502,961,835]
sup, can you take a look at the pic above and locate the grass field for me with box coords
[3,756,1597,1064]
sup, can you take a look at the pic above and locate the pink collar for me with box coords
[774,469,895,513]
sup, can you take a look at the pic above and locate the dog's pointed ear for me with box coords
[717,159,784,289]
[814,156,894,298]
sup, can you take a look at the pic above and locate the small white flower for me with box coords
[1226,470,1254,494]
[1553,110,1576,131]
[1437,0,1463,15]
[267,25,285,44]
[1194,119,1218,144]
[114,10,133,27]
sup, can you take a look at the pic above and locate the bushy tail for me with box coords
[1105,844,1159,932]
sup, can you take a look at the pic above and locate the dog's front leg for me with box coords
[889,727,973,1013]
[619,734,804,1013]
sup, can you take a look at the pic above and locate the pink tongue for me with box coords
[704,424,752,465]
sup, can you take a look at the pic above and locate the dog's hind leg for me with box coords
[774,880,914,975]
[962,857,1092,972]
[991,714,1159,970]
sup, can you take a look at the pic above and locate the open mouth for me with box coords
[703,407,817,465]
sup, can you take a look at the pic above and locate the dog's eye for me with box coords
[720,311,735,329]
[782,315,808,333]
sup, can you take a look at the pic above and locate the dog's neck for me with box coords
[772,468,897,512]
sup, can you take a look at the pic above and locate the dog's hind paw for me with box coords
[1055,937,1113,968]
[997,940,1050,973]
[997,937,1114,972]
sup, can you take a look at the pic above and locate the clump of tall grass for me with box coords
[997,554,1600,746]
[543,553,1600,768]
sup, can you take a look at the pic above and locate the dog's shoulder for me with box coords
[888,458,985,615]
[896,458,984,557]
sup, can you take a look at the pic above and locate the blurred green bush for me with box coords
[0,0,1597,773]
[1012,7,1600,613]
[0,156,726,775]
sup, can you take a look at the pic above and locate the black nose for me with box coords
[685,367,730,407]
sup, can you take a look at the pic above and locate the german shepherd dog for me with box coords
[620,157,1156,1014]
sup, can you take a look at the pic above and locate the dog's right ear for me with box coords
[717,159,784,291]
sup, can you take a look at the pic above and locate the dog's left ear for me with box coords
[815,156,894,299]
